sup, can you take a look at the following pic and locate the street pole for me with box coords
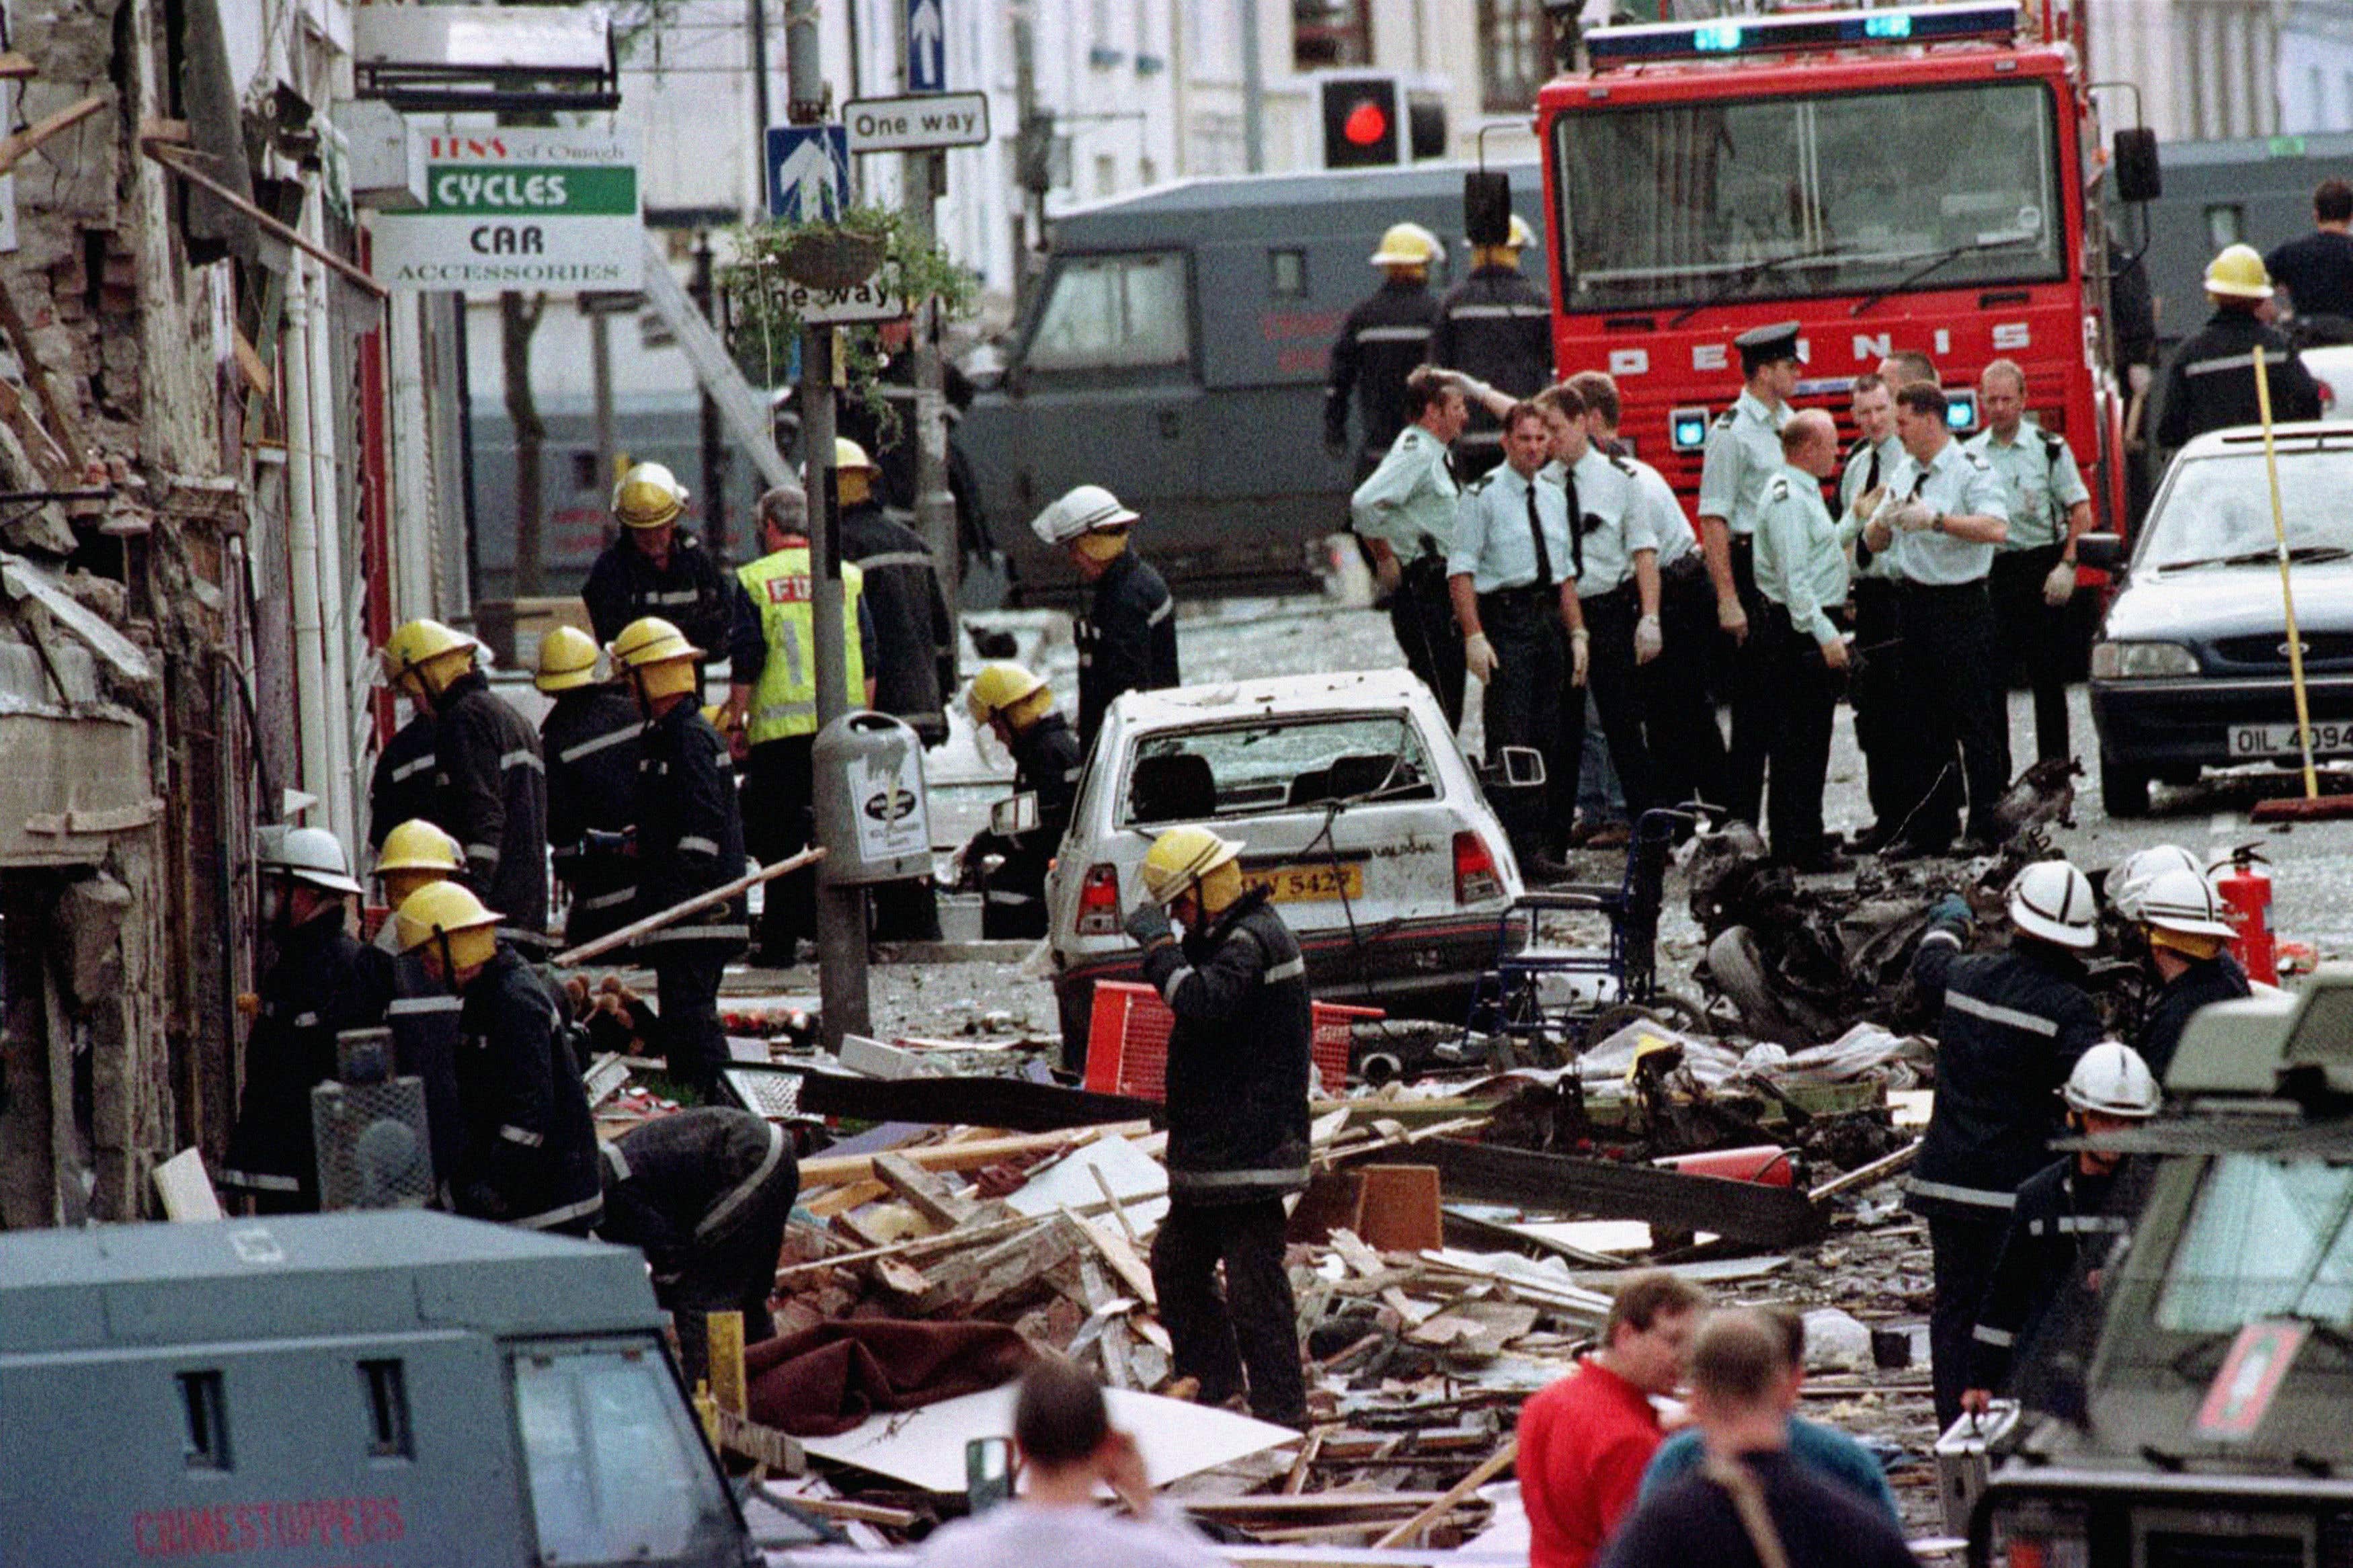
[588,302,614,496]
[899,18,958,606]
[1240,0,1264,174]
[748,0,771,147]
[787,0,870,1050]
[1012,3,1043,316]
[692,234,729,562]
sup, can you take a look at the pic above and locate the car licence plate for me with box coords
[2228,722,2353,758]
[1243,864,1364,902]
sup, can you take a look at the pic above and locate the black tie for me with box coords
[1564,469,1587,582]
[1523,476,1555,587]
[1865,447,1882,491]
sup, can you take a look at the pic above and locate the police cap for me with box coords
[1735,321,1802,374]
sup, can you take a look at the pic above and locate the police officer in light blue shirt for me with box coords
[1353,368,1470,732]
[1839,371,1912,850]
[1860,381,2011,857]
[1753,410,1856,871]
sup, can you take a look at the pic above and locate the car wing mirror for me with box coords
[2077,532,2125,572]
[991,791,1041,837]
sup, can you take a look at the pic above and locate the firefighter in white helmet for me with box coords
[2131,865,2252,1080]
[1031,484,1179,751]
[1905,860,2105,1431]
[1961,1041,2161,1417]
[1327,222,1445,478]
[582,460,736,699]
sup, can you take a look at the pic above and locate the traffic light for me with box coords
[1321,75,1399,169]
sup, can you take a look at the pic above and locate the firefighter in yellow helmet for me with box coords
[375,619,550,953]
[611,616,747,1094]
[372,818,464,949]
[395,882,602,1235]
[963,663,1082,941]
[534,623,645,949]
[1431,210,1548,482]
[2157,243,2322,448]
[1123,825,1312,1428]
[582,460,734,699]
[366,621,461,853]
[368,819,469,1195]
[1327,222,1445,478]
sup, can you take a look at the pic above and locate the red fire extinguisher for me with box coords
[2212,845,2278,987]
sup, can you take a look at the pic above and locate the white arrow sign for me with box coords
[908,0,946,91]
[776,138,842,222]
[844,91,990,153]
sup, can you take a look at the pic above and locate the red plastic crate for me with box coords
[1083,980,1378,1101]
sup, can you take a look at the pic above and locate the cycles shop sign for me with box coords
[372,130,641,290]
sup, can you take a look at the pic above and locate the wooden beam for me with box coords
[1807,1139,1921,1204]
[1370,1438,1519,1549]
[0,95,104,179]
[551,845,824,966]
[795,1122,1150,1188]
[137,140,389,303]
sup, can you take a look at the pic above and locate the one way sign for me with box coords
[766,125,848,222]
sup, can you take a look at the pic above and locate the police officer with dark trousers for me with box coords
[2159,245,2324,452]
[1839,372,1910,850]
[223,828,394,1212]
[1907,860,2102,1430]
[1449,403,1587,869]
[1961,1042,2159,1420]
[393,881,603,1235]
[377,619,551,955]
[963,663,1083,938]
[1696,323,1800,829]
[1326,222,1445,479]
[1752,411,1855,873]
[1540,382,1664,824]
[1351,366,1469,732]
[610,616,749,1097]
[1032,485,1180,753]
[1570,371,1728,810]
[583,461,737,700]
[1862,382,2012,858]
[534,625,645,950]
[598,1106,800,1389]
[1966,359,2091,768]
[1429,214,1551,481]
[1125,825,1312,1430]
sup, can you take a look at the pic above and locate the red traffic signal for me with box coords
[1343,99,1388,147]
[1321,76,1399,169]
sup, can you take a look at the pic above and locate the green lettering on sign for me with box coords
[2269,135,2309,158]
[424,165,637,216]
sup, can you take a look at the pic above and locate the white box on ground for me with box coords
[842,91,990,153]
[840,1034,924,1080]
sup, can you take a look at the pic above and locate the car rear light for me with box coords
[2322,380,2339,414]
[1453,830,1503,904]
[1076,863,1123,936]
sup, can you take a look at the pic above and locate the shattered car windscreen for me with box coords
[2155,1156,2353,1332]
[1124,713,1434,825]
[2139,449,2353,569]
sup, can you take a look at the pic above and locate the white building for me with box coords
[2278,0,2353,132]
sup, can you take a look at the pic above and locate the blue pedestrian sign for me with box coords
[766,125,849,221]
[908,0,947,93]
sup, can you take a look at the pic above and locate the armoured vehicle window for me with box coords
[1124,714,1435,824]
[1028,251,1191,371]
[2155,1156,2353,1332]
[178,1370,231,1471]
[1271,248,1308,298]
[513,1344,738,1564]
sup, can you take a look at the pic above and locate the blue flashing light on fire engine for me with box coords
[1670,408,1712,452]
[1694,22,1745,52]
[1586,1,2018,66]
[1863,14,1915,40]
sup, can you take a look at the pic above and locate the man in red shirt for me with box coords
[1518,1271,1706,1568]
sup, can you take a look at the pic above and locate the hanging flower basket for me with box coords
[774,228,885,291]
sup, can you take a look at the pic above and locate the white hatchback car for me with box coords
[1041,669,1527,1055]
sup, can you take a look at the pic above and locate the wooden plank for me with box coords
[0,95,105,179]
[1421,1138,1825,1248]
[774,1213,1037,1284]
[807,1178,891,1217]
[1808,1138,1922,1204]
[707,1311,747,1411]
[1066,1207,1157,1307]
[713,1407,804,1474]
[549,846,824,965]
[1370,1440,1519,1549]
[797,1122,1151,1188]
[873,1152,983,1229]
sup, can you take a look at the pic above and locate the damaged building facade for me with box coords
[0,0,466,1227]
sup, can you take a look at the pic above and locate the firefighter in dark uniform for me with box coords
[598,1106,801,1388]
[612,616,748,1096]
[367,710,438,852]
[1033,485,1180,753]
[1326,222,1445,479]
[1962,1042,2160,1419]
[1351,367,1470,732]
[534,624,645,950]
[222,827,395,1212]
[582,461,737,700]
[2129,866,2253,1081]
[1126,825,1312,1429]
[963,663,1084,940]
[368,820,467,1204]
[1906,860,2103,1431]
[378,618,551,954]
[1429,213,1552,481]
[393,881,602,1235]
[1696,323,1800,829]
[2157,245,2323,452]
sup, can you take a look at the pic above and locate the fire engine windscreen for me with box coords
[1554,83,2065,313]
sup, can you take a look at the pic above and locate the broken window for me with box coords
[1125,713,1435,825]
[512,1342,739,1564]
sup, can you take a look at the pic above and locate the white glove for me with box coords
[1634,614,1663,665]
[1884,499,1937,534]
[1465,632,1500,684]
[2042,559,2077,608]
[2128,363,2154,396]
[1717,595,1749,643]
[1442,369,1500,406]
[1569,629,1591,688]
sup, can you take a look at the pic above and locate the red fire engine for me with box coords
[1536,1,2141,541]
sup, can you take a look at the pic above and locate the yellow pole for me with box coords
[2254,343,2321,801]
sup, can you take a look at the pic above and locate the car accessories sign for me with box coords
[372,129,641,291]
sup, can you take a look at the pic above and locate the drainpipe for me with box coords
[284,257,332,830]
[303,239,357,853]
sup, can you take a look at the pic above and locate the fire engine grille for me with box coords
[2145,1532,2307,1568]
[311,1077,435,1210]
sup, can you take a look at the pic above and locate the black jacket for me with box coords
[1076,549,1179,750]
[2156,308,2323,449]
[368,712,438,850]
[541,687,645,944]
[600,1107,797,1279]
[431,669,550,950]
[450,946,602,1231]
[582,530,736,679]
[2137,952,2252,1081]
[840,502,957,744]
[1598,1449,1921,1568]
[386,952,466,1203]
[1907,919,2102,1220]
[980,712,1085,936]
[1968,1157,2132,1393]
[631,698,748,958]
[1430,263,1552,459]
[1326,277,1442,464]
[223,909,395,1208]
[1140,887,1312,1204]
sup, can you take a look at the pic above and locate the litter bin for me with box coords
[812,710,932,885]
